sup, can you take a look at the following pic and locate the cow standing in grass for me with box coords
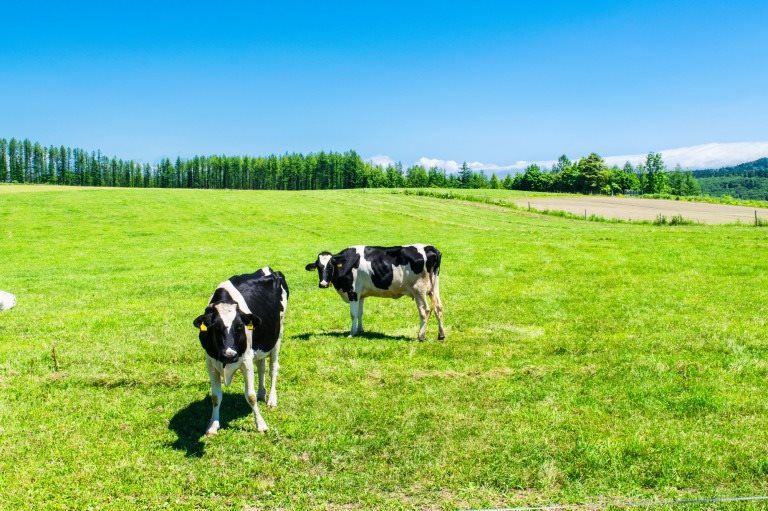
[305,244,444,341]
[193,267,288,435]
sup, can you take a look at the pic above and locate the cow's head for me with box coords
[193,302,261,364]
[305,251,335,288]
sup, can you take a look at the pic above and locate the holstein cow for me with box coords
[305,244,444,341]
[193,267,288,435]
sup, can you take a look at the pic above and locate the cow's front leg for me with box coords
[256,358,267,402]
[242,355,268,432]
[267,343,280,409]
[206,358,223,436]
[414,292,430,341]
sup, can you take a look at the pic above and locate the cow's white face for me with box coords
[194,302,260,364]
[305,252,335,288]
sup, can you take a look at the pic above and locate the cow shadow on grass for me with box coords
[292,330,412,342]
[167,393,252,457]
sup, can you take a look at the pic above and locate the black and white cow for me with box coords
[305,244,444,341]
[193,267,288,435]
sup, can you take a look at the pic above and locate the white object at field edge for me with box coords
[0,291,16,311]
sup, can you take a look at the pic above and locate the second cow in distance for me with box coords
[305,244,444,341]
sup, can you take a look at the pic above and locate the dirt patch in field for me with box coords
[513,196,768,224]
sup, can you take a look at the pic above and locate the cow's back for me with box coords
[357,244,435,298]
[228,268,288,352]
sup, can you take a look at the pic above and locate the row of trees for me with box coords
[503,152,701,195]
[0,138,151,188]
[1,137,701,195]
[0,138,470,190]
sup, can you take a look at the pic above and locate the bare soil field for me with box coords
[514,196,768,224]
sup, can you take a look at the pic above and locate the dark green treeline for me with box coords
[0,137,702,195]
[0,138,455,190]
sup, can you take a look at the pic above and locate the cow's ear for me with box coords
[334,252,360,276]
[239,312,253,330]
[305,262,317,271]
[193,315,206,329]
[238,312,262,330]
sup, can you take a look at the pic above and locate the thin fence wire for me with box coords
[461,494,768,511]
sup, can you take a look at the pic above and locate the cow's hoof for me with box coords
[267,397,277,409]
[438,334,446,341]
[257,424,269,433]
[417,336,426,342]
[257,389,267,402]
[205,421,220,436]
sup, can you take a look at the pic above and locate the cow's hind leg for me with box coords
[256,358,267,402]
[206,359,223,436]
[267,339,280,409]
[357,298,365,335]
[414,292,430,341]
[430,274,445,341]
[242,355,268,432]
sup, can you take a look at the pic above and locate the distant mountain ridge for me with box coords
[692,157,768,199]
[693,157,768,178]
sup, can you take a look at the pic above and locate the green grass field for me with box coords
[1,186,768,510]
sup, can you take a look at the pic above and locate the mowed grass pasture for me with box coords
[1,185,768,511]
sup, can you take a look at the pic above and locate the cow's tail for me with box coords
[273,270,289,300]
[425,246,445,339]
[425,246,442,297]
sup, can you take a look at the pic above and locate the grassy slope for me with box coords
[1,187,767,510]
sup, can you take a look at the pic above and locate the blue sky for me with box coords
[1,1,767,169]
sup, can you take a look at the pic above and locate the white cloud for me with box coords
[604,142,768,169]
[411,141,768,175]
[414,157,555,173]
[367,154,396,168]
[415,157,460,173]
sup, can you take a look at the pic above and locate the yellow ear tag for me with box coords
[199,323,208,332]
[246,323,254,331]
[336,263,343,268]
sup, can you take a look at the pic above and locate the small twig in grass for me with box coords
[52,345,60,371]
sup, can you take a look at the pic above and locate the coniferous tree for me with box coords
[8,138,23,183]
[0,139,9,183]
[459,162,472,188]
[33,143,45,183]
[427,166,447,187]
[22,139,33,183]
